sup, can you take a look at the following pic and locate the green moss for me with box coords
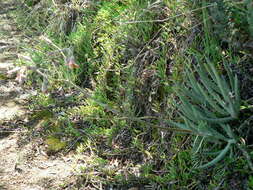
[0,73,8,80]
[45,136,67,153]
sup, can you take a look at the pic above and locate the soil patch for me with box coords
[0,1,76,189]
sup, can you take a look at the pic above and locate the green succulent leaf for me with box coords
[171,60,241,169]
[197,141,233,169]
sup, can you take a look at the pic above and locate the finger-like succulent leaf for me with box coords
[198,141,232,169]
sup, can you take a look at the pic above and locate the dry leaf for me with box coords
[67,56,79,69]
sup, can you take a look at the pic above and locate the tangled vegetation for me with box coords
[12,0,253,189]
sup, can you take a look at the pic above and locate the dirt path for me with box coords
[0,1,76,189]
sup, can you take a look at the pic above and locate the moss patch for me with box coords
[45,136,67,154]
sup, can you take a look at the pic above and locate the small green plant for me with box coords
[173,60,240,122]
[248,176,253,189]
[170,60,253,169]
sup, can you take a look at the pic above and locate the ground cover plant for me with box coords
[11,0,253,189]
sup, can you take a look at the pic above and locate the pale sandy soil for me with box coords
[0,1,76,189]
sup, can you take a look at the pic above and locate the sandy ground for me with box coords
[0,1,76,189]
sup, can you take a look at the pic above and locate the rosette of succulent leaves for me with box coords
[170,58,253,170]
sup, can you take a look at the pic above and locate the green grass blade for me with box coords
[193,136,205,154]
[234,75,240,114]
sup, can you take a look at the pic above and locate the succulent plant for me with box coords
[170,59,243,168]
